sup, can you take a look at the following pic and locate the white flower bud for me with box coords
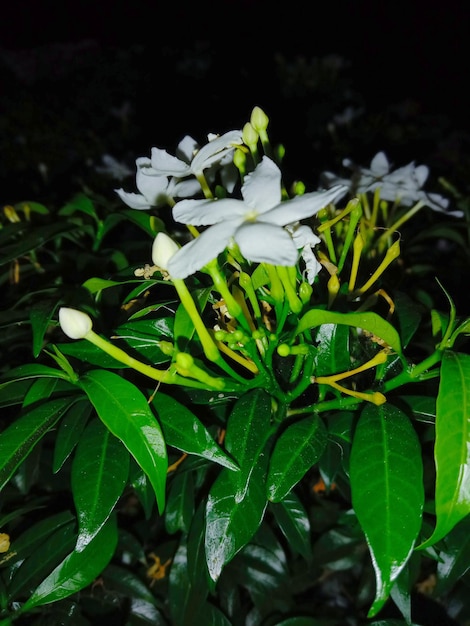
[152,232,179,271]
[59,307,93,339]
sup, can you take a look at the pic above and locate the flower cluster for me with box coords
[321,151,461,215]
[117,108,347,284]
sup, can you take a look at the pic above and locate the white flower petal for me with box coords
[115,189,153,210]
[289,224,321,248]
[150,147,192,177]
[173,198,247,226]
[167,220,239,278]
[300,245,322,283]
[266,185,348,226]
[234,222,298,265]
[136,169,170,206]
[370,152,390,176]
[169,177,202,198]
[176,135,199,163]
[191,130,243,173]
[414,164,430,187]
[241,156,282,213]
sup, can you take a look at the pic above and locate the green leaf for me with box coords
[152,392,238,471]
[22,515,118,610]
[436,515,470,594]
[0,397,80,491]
[115,318,174,365]
[82,277,122,293]
[267,414,328,502]
[205,459,268,584]
[296,309,402,354]
[58,193,98,219]
[103,563,161,607]
[2,511,75,570]
[349,402,424,616]
[205,390,272,582]
[7,518,77,600]
[0,221,77,266]
[270,491,312,559]
[0,364,71,388]
[312,323,350,376]
[165,471,194,534]
[53,398,93,472]
[420,351,470,548]
[58,340,126,368]
[29,300,58,358]
[72,419,129,551]
[22,377,58,407]
[79,369,167,512]
[168,536,208,626]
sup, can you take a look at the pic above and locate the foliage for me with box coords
[1,105,470,626]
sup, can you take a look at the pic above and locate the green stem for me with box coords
[383,350,443,393]
[84,330,223,390]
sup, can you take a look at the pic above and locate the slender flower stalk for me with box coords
[58,308,224,390]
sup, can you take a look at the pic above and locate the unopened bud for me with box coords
[250,106,269,132]
[59,307,93,339]
[152,232,179,270]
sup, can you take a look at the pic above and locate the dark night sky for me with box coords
[2,0,469,108]
[2,0,470,156]
[2,0,469,119]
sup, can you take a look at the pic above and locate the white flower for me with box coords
[115,156,200,210]
[167,156,347,279]
[152,232,179,271]
[322,152,461,216]
[59,308,93,339]
[150,130,243,179]
[287,224,322,283]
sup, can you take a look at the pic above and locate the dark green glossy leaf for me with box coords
[398,395,436,424]
[393,292,423,349]
[270,492,312,559]
[72,419,129,551]
[22,377,58,408]
[53,398,93,472]
[103,563,160,607]
[58,340,125,368]
[205,460,269,582]
[420,351,470,548]
[128,460,156,519]
[0,221,77,266]
[116,318,174,365]
[152,392,238,471]
[0,379,34,408]
[7,518,77,600]
[0,364,71,388]
[30,300,58,358]
[165,471,194,534]
[169,538,207,626]
[436,514,470,593]
[2,511,75,569]
[267,415,328,502]
[296,309,402,354]
[313,323,350,376]
[349,403,424,616]
[0,397,80,491]
[79,369,167,512]
[23,515,118,610]
[224,389,272,490]
[271,616,333,625]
